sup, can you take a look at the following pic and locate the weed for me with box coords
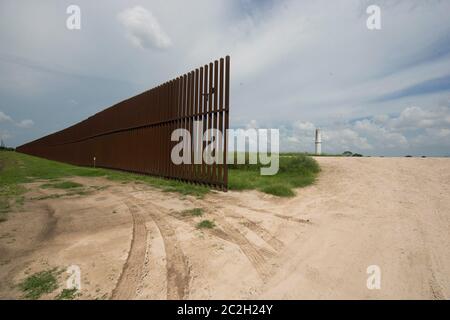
[181,208,204,217]
[260,184,295,197]
[55,288,79,300]
[41,181,83,189]
[197,220,215,229]
[18,268,60,299]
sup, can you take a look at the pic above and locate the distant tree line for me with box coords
[0,139,15,151]
[342,151,363,157]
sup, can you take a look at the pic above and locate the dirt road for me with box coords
[0,157,449,299]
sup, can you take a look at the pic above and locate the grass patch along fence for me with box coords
[0,151,210,221]
[1,151,320,222]
[228,153,320,197]
[0,151,209,197]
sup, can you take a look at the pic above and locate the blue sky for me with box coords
[0,0,450,156]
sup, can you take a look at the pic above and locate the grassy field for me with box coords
[228,153,320,196]
[0,150,208,221]
[0,150,319,221]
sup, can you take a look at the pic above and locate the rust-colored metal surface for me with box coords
[17,56,230,190]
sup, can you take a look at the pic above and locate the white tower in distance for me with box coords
[315,128,322,155]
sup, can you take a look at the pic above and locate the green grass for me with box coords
[228,153,320,197]
[33,189,92,201]
[181,208,204,217]
[41,181,83,189]
[197,219,215,229]
[55,288,79,300]
[280,152,345,157]
[0,151,320,222]
[18,268,60,300]
[260,184,295,197]
[0,151,208,196]
[0,151,210,221]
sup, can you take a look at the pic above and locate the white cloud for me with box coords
[286,136,299,143]
[0,131,11,139]
[245,119,259,129]
[353,119,408,148]
[294,121,315,131]
[280,105,450,155]
[323,128,374,151]
[1,0,450,153]
[117,6,172,50]
[17,119,34,128]
[387,106,450,130]
[436,128,450,137]
[0,111,13,123]
[0,110,34,128]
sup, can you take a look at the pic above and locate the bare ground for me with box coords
[0,157,449,299]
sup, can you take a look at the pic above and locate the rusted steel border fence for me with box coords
[17,56,230,190]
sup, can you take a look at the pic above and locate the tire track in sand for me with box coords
[168,210,277,273]
[209,211,274,279]
[236,218,284,252]
[161,204,280,280]
[127,194,190,300]
[124,187,279,289]
[111,201,147,300]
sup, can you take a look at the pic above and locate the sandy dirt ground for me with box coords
[0,157,449,299]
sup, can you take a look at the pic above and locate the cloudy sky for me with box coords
[1,0,449,156]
